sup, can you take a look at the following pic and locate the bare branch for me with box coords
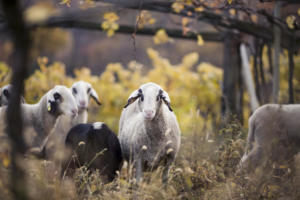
[29,17,225,42]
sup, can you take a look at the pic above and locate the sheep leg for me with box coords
[135,157,143,183]
[162,165,170,185]
[240,146,264,174]
[162,157,173,186]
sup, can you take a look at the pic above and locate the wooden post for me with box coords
[240,43,259,112]
[1,0,29,199]
[272,1,282,103]
[288,36,295,104]
[222,33,240,120]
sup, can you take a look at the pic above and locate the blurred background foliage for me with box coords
[1,48,223,134]
[2,44,300,134]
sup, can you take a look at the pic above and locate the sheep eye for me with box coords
[72,88,77,94]
[54,92,61,101]
[3,89,9,98]
[87,88,91,94]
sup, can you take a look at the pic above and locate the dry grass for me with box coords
[0,119,300,200]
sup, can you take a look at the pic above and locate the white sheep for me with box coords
[239,104,300,173]
[118,82,181,184]
[41,81,101,160]
[0,85,78,149]
[0,84,25,106]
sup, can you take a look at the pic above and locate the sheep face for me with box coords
[0,84,25,106]
[124,82,173,121]
[71,81,101,111]
[0,84,11,106]
[47,85,78,118]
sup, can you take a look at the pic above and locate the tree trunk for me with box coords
[253,41,261,103]
[288,37,295,104]
[258,43,267,103]
[222,33,241,120]
[267,44,273,75]
[1,0,30,199]
[272,2,282,103]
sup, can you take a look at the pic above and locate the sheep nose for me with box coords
[79,101,86,107]
[144,109,154,118]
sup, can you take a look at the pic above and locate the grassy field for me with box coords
[0,117,299,200]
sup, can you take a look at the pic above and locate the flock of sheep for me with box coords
[0,80,299,184]
[0,81,181,184]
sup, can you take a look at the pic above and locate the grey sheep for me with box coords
[118,82,181,184]
[41,81,101,160]
[0,85,78,150]
[239,104,300,173]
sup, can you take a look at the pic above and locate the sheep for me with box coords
[0,85,78,150]
[118,82,181,184]
[0,84,25,106]
[62,122,123,183]
[41,81,101,160]
[239,104,300,174]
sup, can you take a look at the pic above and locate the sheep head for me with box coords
[47,85,78,118]
[71,81,101,112]
[124,82,173,120]
[0,85,10,106]
[0,84,25,106]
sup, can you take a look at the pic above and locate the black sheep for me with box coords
[62,122,123,183]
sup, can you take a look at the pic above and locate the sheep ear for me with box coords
[124,96,139,108]
[162,98,173,112]
[47,92,60,114]
[47,100,57,114]
[159,89,173,112]
[90,88,101,106]
[124,89,143,108]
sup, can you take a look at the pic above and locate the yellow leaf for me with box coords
[3,158,10,168]
[229,9,236,16]
[153,29,173,44]
[182,17,189,27]
[102,12,119,37]
[251,14,258,23]
[103,12,119,22]
[111,23,119,30]
[101,21,110,30]
[298,8,300,16]
[79,0,95,9]
[184,0,193,6]
[59,0,71,7]
[137,11,156,29]
[195,6,204,12]
[279,165,287,169]
[228,0,233,4]
[148,18,156,25]
[172,2,184,13]
[107,29,115,37]
[197,35,204,46]
[286,15,296,29]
